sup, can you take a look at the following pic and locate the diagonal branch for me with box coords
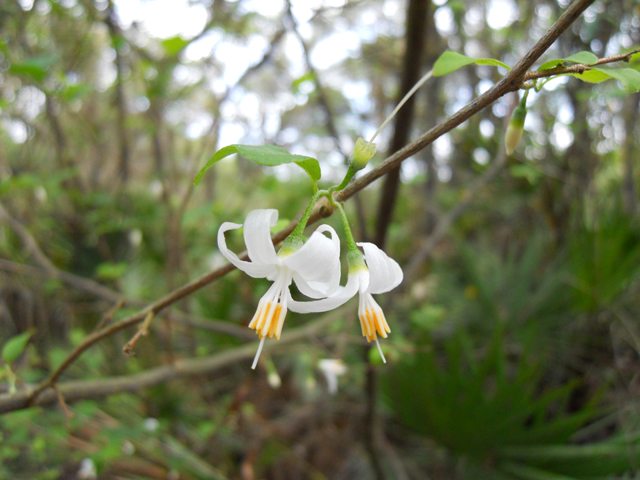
[523,48,640,82]
[19,0,595,408]
[0,310,340,414]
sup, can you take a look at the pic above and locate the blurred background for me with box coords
[1,0,640,478]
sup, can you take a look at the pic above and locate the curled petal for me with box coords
[283,225,341,297]
[288,272,361,314]
[218,222,277,279]
[357,242,403,294]
[243,209,279,267]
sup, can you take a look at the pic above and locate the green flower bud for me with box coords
[505,102,527,156]
[349,137,377,171]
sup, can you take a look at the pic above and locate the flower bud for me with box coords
[505,102,527,155]
[349,137,377,171]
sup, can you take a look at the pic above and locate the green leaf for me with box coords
[538,51,599,71]
[569,66,640,92]
[569,69,612,84]
[96,262,128,281]
[433,51,511,77]
[293,158,321,185]
[291,72,316,93]
[592,67,640,92]
[510,164,542,185]
[8,55,58,82]
[2,329,35,364]
[194,145,322,187]
[161,36,190,56]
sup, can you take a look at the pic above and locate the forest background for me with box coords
[1,0,640,479]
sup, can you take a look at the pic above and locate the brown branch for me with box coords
[0,311,338,415]
[18,0,594,409]
[523,48,640,82]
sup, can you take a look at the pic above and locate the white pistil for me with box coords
[375,339,387,363]
[252,336,266,370]
[248,268,293,369]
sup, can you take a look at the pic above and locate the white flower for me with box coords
[77,458,97,480]
[318,358,348,395]
[289,242,403,362]
[218,209,341,369]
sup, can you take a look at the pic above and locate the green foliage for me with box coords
[7,54,58,82]
[2,329,35,364]
[433,50,511,77]
[194,144,322,189]
[95,261,128,281]
[381,328,631,479]
[538,52,599,70]
[160,36,191,56]
[1,1,639,478]
[568,212,640,312]
[572,67,640,92]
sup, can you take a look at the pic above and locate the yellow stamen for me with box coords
[268,304,282,338]
[359,306,391,343]
[255,301,272,331]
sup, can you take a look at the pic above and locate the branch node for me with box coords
[123,311,155,355]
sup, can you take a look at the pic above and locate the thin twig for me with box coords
[93,298,125,332]
[1,310,340,414]
[523,48,640,82]
[122,311,155,355]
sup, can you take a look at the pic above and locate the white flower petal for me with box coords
[288,272,361,313]
[282,225,341,297]
[292,272,335,299]
[357,242,403,294]
[243,209,279,267]
[218,222,276,278]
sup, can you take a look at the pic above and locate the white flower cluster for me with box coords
[218,209,403,369]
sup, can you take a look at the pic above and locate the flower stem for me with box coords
[286,190,327,245]
[332,200,358,252]
[332,164,358,193]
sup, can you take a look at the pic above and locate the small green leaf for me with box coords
[538,51,599,71]
[60,83,92,101]
[194,144,322,186]
[193,145,239,185]
[294,158,321,187]
[433,51,511,77]
[510,164,542,184]
[291,72,316,93]
[96,262,128,281]
[8,55,58,82]
[2,329,35,364]
[161,36,190,56]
